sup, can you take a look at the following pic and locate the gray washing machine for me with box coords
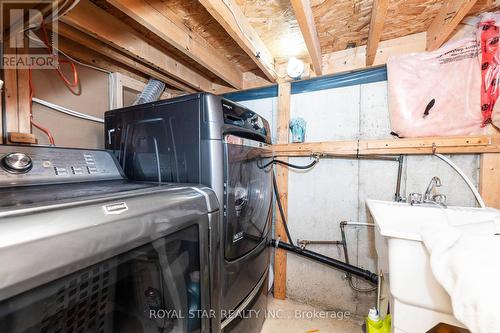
[105,93,273,333]
[0,145,218,333]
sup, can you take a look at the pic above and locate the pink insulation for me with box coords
[387,37,486,137]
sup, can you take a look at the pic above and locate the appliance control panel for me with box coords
[0,145,123,187]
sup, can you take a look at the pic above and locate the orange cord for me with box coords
[29,68,55,145]
[28,22,81,145]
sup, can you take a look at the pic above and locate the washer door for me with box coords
[224,135,273,261]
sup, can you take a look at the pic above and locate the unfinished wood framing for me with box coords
[4,67,31,138]
[272,135,500,157]
[290,0,322,75]
[274,82,291,300]
[321,32,427,76]
[61,1,216,92]
[426,0,479,51]
[109,72,182,109]
[480,153,500,209]
[366,0,390,66]
[57,24,196,93]
[106,0,244,89]
[198,0,277,82]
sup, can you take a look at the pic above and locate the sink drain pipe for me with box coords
[269,238,379,284]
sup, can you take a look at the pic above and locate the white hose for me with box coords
[434,153,486,208]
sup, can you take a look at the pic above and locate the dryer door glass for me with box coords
[224,135,273,261]
[0,225,204,333]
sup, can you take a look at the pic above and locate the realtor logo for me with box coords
[1,0,59,69]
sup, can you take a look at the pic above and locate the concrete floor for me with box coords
[260,297,364,333]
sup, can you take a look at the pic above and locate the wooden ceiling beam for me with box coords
[105,0,244,89]
[426,0,479,51]
[197,0,277,82]
[366,0,389,66]
[61,1,217,92]
[290,0,322,75]
[57,24,196,92]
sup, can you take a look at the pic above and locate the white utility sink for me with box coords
[367,199,499,333]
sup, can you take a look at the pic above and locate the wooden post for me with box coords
[480,153,500,209]
[274,82,291,300]
[480,128,500,209]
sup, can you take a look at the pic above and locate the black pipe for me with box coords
[270,239,379,285]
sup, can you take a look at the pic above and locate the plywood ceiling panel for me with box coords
[308,0,500,54]
[234,0,309,61]
[310,0,372,54]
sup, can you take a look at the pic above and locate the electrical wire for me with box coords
[28,68,55,145]
[40,22,79,91]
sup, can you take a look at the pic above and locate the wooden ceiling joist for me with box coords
[198,0,277,82]
[290,0,322,75]
[366,0,389,66]
[105,0,244,89]
[57,24,196,92]
[61,1,219,92]
[427,0,480,51]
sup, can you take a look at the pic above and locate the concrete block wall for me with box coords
[238,80,480,316]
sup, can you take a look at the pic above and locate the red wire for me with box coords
[41,23,79,89]
[29,68,55,145]
[27,22,81,145]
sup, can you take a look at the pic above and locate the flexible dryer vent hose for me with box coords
[133,79,166,105]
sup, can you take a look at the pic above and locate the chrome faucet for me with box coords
[408,177,447,207]
[424,176,442,202]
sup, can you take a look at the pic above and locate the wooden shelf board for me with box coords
[272,136,500,157]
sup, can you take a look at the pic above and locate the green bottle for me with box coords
[366,308,391,333]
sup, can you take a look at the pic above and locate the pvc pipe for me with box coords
[434,153,486,208]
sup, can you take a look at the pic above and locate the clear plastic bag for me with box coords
[387,36,486,137]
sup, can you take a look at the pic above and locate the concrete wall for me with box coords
[238,80,480,316]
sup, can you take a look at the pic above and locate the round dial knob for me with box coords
[2,152,33,173]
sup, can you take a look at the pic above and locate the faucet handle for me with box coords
[433,194,447,205]
[409,193,423,205]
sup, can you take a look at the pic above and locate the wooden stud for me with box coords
[106,0,244,89]
[4,68,19,134]
[426,0,479,51]
[290,0,322,75]
[366,0,390,66]
[198,0,277,82]
[480,153,500,209]
[17,69,31,133]
[61,1,215,92]
[274,82,291,300]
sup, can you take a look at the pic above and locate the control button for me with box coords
[1,152,33,174]
[42,160,52,168]
[54,167,68,176]
[87,166,98,174]
[71,166,84,175]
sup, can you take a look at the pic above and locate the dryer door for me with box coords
[223,135,273,261]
